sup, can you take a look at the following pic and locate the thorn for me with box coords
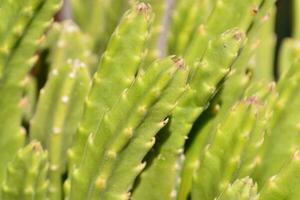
[159,118,169,127]
[69,71,76,78]
[51,69,58,76]
[50,164,59,171]
[124,127,133,138]
[53,127,61,134]
[120,192,131,200]
[197,24,206,35]
[95,177,106,189]
[18,97,28,108]
[251,6,259,16]
[62,96,69,103]
[145,137,155,147]
[292,151,299,161]
[170,190,177,198]
[138,105,147,114]
[134,162,146,172]
[57,40,66,48]
[107,150,117,159]
[268,175,277,188]
[28,55,39,65]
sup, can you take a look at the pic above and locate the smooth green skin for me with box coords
[68,3,153,173]
[184,0,262,65]
[1,142,48,200]
[168,0,217,55]
[31,61,89,200]
[69,56,185,200]
[253,59,300,187]
[132,28,245,200]
[279,39,300,76]
[101,61,188,200]
[216,178,259,200]
[71,0,128,53]
[0,0,61,183]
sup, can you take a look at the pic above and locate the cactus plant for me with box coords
[1,0,300,200]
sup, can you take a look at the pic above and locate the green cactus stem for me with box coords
[30,59,89,200]
[184,0,263,65]
[253,58,300,186]
[279,39,300,76]
[1,141,48,200]
[259,150,300,200]
[168,0,217,55]
[100,58,188,200]
[69,56,187,200]
[22,75,38,124]
[191,97,264,200]
[0,0,61,183]
[293,0,300,38]
[71,0,128,53]
[68,3,153,173]
[44,21,95,73]
[132,28,245,200]
[216,177,259,200]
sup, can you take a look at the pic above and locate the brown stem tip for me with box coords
[31,141,43,153]
[233,31,243,41]
[136,3,151,13]
[244,96,262,106]
[171,55,185,69]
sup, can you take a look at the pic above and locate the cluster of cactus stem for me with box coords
[1,0,300,199]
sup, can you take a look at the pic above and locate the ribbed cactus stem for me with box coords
[216,177,259,200]
[184,0,263,65]
[0,0,61,183]
[101,57,188,200]
[254,58,300,185]
[69,56,187,200]
[168,0,217,55]
[259,150,300,199]
[192,98,263,200]
[1,141,48,200]
[132,28,245,200]
[68,3,153,172]
[31,57,89,200]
